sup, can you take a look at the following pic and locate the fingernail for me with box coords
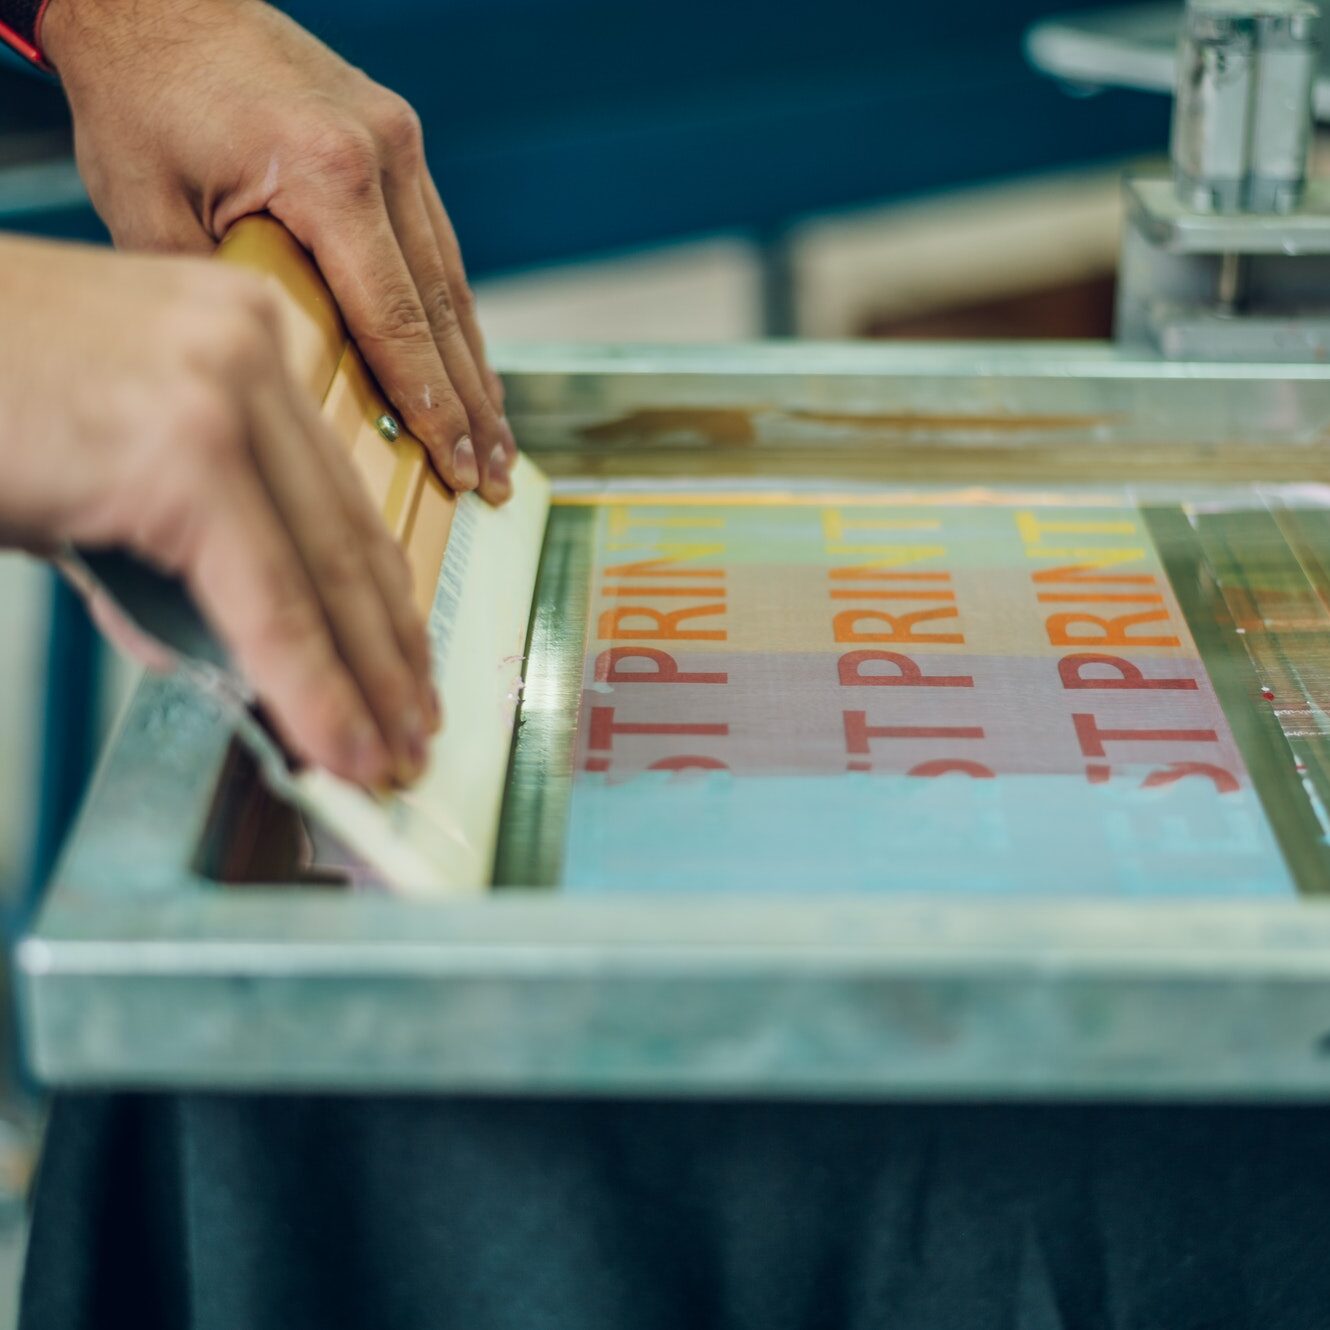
[486,449,510,505]
[351,722,387,786]
[403,706,429,777]
[499,415,518,462]
[452,436,479,490]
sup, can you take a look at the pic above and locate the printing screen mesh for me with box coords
[496,483,1330,897]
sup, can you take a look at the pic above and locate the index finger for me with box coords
[281,194,481,494]
[185,458,392,787]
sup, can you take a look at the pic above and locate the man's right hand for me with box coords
[0,234,438,788]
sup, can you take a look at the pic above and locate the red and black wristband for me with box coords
[0,0,54,70]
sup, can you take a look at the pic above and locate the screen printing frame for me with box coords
[22,340,1330,1099]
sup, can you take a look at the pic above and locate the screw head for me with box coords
[375,413,401,442]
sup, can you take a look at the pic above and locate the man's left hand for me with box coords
[43,0,515,505]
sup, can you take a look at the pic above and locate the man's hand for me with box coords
[41,0,515,504]
[0,235,440,788]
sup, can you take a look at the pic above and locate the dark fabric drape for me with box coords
[21,1095,1330,1330]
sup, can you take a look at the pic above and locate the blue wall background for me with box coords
[284,0,1170,275]
[6,0,1171,271]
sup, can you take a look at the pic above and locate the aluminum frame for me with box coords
[22,341,1330,1098]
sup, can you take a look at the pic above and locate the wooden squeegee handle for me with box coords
[215,214,350,406]
[78,214,452,664]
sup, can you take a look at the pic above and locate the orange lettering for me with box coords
[599,605,727,641]
[1046,610,1179,649]
[833,607,963,645]
[1033,564,1156,585]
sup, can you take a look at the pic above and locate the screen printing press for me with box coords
[18,217,1330,1100]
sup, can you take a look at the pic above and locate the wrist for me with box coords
[42,0,261,79]
[35,0,76,72]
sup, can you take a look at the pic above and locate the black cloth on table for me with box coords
[18,1094,1330,1330]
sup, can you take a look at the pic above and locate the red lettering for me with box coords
[589,707,728,751]
[1141,762,1240,793]
[1057,654,1198,691]
[594,648,727,686]
[1073,713,1217,758]
[844,711,984,754]
[908,760,995,778]
[837,650,973,688]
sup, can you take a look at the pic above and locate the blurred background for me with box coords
[0,0,1174,1318]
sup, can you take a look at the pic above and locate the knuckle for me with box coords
[306,125,379,198]
[180,287,278,380]
[407,618,431,668]
[419,276,458,333]
[215,314,275,377]
[224,271,281,329]
[309,538,368,597]
[436,401,470,442]
[254,561,324,651]
[408,392,468,455]
[366,289,432,346]
[452,281,478,319]
[367,524,410,581]
[367,661,416,714]
[470,392,501,433]
[170,383,246,467]
[371,94,423,164]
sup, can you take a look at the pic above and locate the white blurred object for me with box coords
[476,236,764,343]
[787,164,1133,338]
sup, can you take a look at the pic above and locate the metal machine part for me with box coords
[1032,1,1330,359]
[1119,0,1330,357]
[1027,1,1330,121]
[1171,0,1318,215]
